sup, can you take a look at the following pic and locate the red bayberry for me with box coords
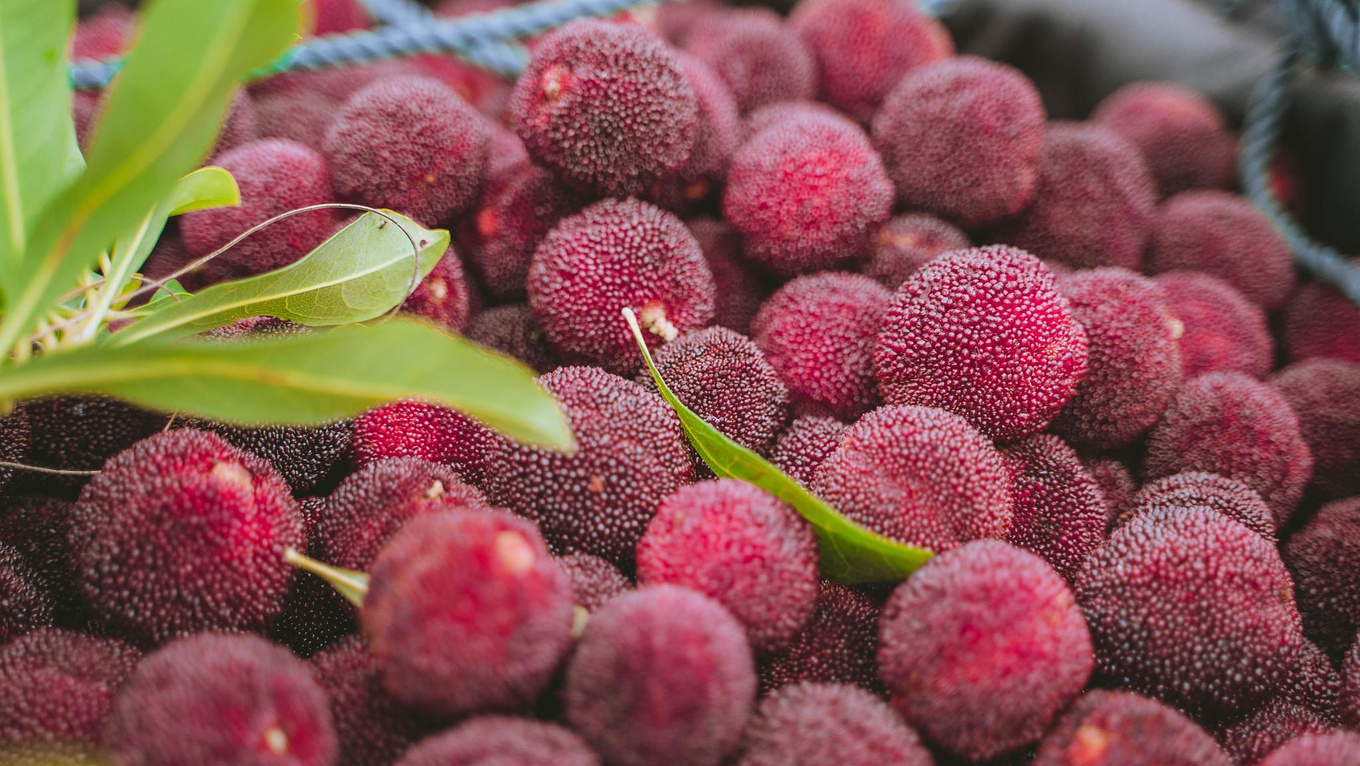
[752,273,892,421]
[565,585,756,766]
[873,57,1045,226]
[812,405,1013,552]
[879,540,1093,761]
[527,198,716,376]
[364,509,575,718]
[1091,81,1236,197]
[1000,124,1157,270]
[509,19,699,197]
[874,246,1088,441]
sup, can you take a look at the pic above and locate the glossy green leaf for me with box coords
[110,211,446,346]
[0,0,81,288]
[0,0,299,361]
[166,165,240,216]
[67,168,243,344]
[0,318,575,450]
[624,308,933,584]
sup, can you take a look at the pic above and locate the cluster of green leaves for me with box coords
[0,0,571,450]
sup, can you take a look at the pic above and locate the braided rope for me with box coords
[1240,44,1360,305]
[72,0,660,88]
[360,0,530,73]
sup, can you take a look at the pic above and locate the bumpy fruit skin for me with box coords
[873,57,1045,227]
[1156,271,1273,379]
[1148,190,1297,310]
[1143,372,1313,528]
[687,218,769,335]
[364,510,575,718]
[684,9,816,113]
[768,416,846,489]
[180,139,342,282]
[213,91,259,157]
[485,367,695,565]
[790,0,952,121]
[1259,732,1360,766]
[460,164,580,301]
[350,402,500,484]
[103,633,337,766]
[556,553,631,612]
[743,100,856,141]
[863,212,970,290]
[1285,639,1343,717]
[723,118,893,276]
[464,304,559,374]
[1076,508,1306,715]
[402,251,475,332]
[663,53,741,210]
[1082,457,1138,529]
[1284,497,1360,653]
[637,480,818,653]
[396,717,601,766]
[758,580,881,693]
[0,543,53,644]
[0,628,140,747]
[1091,82,1236,197]
[1000,124,1157,270]
[0,496,79,624]
[70,5,133,61]
[179,419,352,496]
[1271,359,1360,498]
[527,199,715,376]
[17,395,164,498]
[310,635,428,766]
[637,327,790,456]
[253,89,339,152]
[1341,636,1360,729]
[316,457,490,573]
[325,76,488,225]
[565,585,756,766]
[1031,690,1233,766]
[271,497,352,657]
[752,273,892,421]
[1283,274,1360,365]
[1115,471,1275,540]
[0,408,30,499]
[1050,268,1183,451]
[739,682,933,766]
[1217,701,1336,766]
[875,246,1088,441]
[307,0,371,35]
[879,541,1092,761]
[69,429,302,645]
[1001,434,1107,583]
[509,19,699,197]
[812,405,1012,552]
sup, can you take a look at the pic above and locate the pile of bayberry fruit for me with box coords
[4,0,1360,764]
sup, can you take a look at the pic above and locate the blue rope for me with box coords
[360,0,530,74]
[1232,1,1360,307]
[72,0,661,88]
[1240,44,1360,306]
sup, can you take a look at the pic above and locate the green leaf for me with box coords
[624,308,933,584]
[0,0,81,289]
[0,318,574,450]
[0,0,299,362]
[166,165,240,216]
[67,168,243,345]
[110,211,446,346]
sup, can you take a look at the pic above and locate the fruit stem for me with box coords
[283,547,369,608]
